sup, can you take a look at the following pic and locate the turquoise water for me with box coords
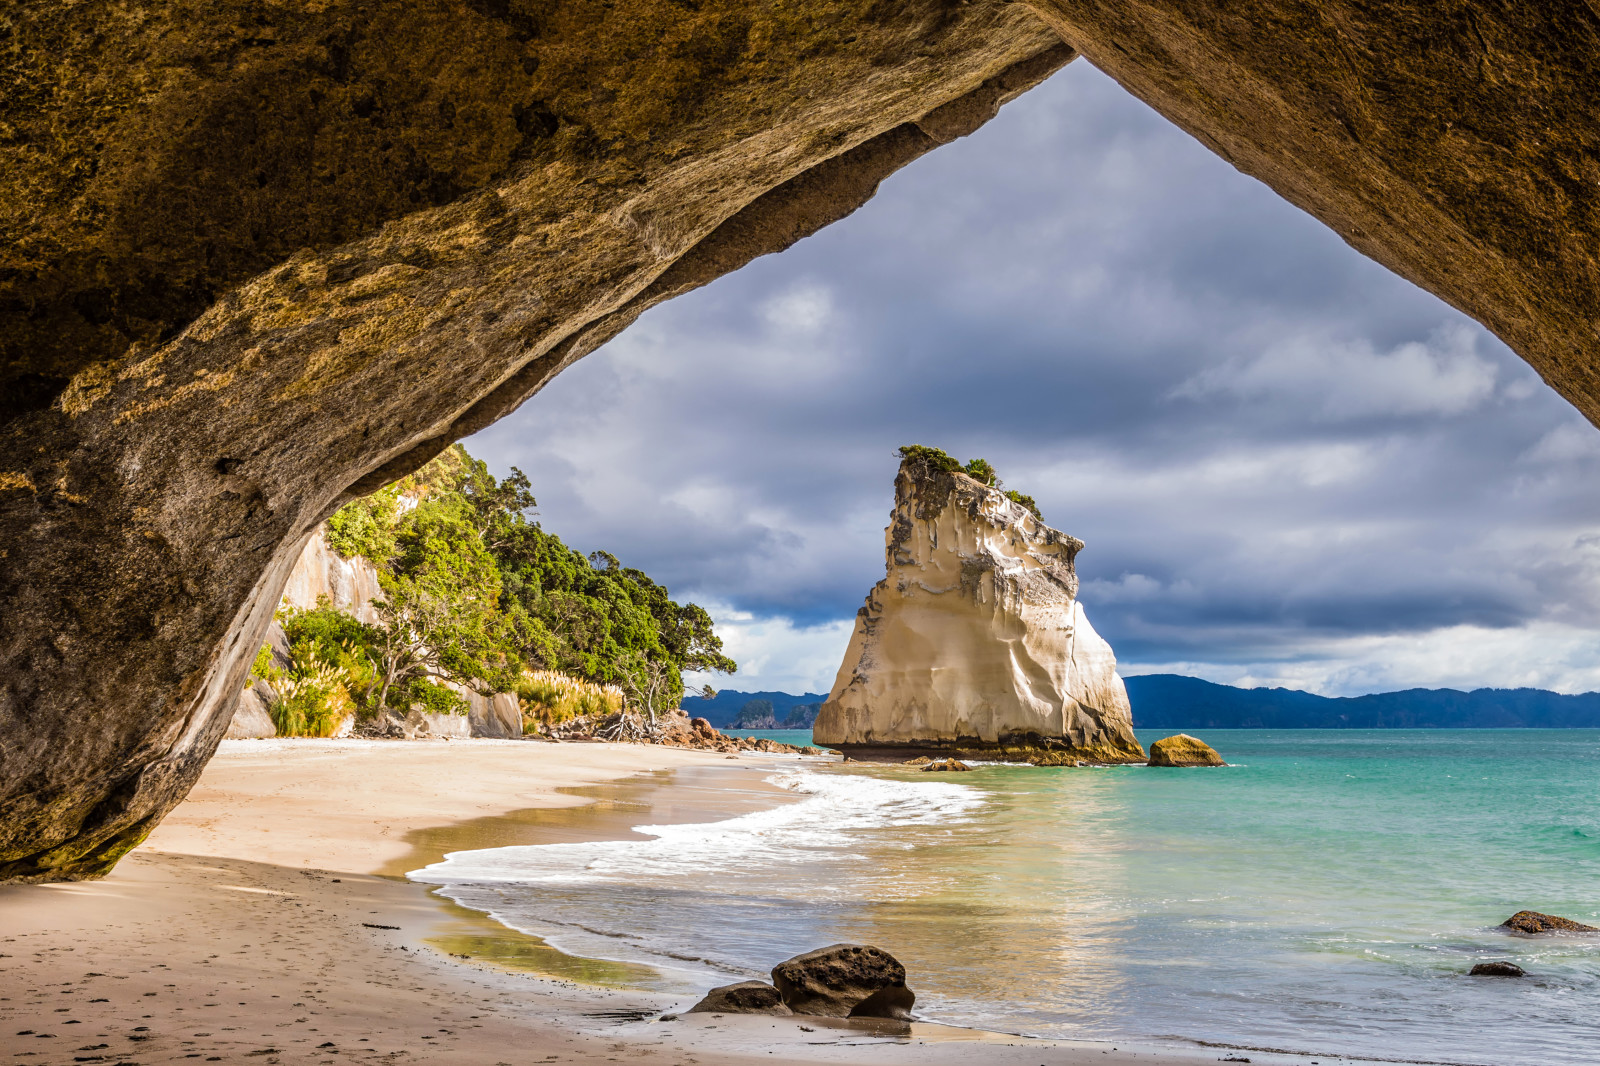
[416,730,1600,1064]
[722,728,817,746]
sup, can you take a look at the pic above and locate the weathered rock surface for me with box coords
[921,758,972,773]
[686,981,792,1016]
[1147,734,1227,767]
[279,529,385,625]
[1469,961,1526,977]
[770,944,914,1019]
[466,691,525,740]
[814,456,1143,764]
[402,709,471,740]
[1500,910,1599,935]
[225,682,279,740]
[6,2,1600,882]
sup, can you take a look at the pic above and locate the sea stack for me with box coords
[814,451,1144,764]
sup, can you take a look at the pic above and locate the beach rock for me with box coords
[904,756,933,766]
[686,981,792,1015]
[813,457,1145,765]
[848,982,917,1021]
[467,691,524,739]
[225,681,278,740]
[1500,910,1599,934]
[1148,735,1227,767]
[1470,961,1527,977]
[921,758,971,772]
[403,709,471,740]
[771,944,913,1018]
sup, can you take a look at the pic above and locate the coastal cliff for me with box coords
[814,455,1143,763]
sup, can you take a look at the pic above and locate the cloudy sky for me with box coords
[467,59,1600,698]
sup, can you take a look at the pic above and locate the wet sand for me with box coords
[1,738,1361,1066]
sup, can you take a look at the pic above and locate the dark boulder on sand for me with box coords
[686,980,791,1015]
[1469,961,1527,977]
[771,944,915,1018]
[1500,910,1598,934]
[1148,734,1227,767]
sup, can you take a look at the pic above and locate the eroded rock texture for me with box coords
[813,456,1144,763]
[0,0,1072,881]
[5,0,1600,881]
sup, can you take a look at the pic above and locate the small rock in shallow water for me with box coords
[903,756,933,765]
[686,981,791,1015]
[1147,734,1226,767]
[1500,910,1598,934]
[921,758,970,772]
[771,944,914,1017]
[1470,961,1527,977]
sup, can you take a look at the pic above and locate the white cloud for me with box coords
[681,603,855,696]
[1172,325,1497,420]
[761,282,834,334]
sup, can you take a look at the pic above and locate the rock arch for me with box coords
[2,0,1597,881]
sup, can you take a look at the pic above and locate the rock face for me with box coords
[1501,911,1599,935]
[224,682,278,740]
[1147,734,1227,767]
[770,944,914,1019]
[278,530,385,625]
[686,981,792,1016]
[5,3,1600,882]
[814,457,1143,764]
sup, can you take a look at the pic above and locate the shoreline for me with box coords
[3,738,1387,1065]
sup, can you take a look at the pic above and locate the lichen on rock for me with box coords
[813,453,1144,764]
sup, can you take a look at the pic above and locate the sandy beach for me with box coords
[3,739,1346,1066]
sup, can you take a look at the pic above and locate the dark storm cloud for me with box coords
[467,60,1600,695]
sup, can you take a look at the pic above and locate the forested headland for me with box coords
[256,445,735,735]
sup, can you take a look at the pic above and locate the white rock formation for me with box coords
[814,457,1144,763]
[278,527,385,623]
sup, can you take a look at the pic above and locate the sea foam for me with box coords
[410,768,984,891]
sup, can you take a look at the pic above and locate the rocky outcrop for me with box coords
[1500,911,1599,935]
[1147,734,1227,767]
[814,457,1143,764]
[686,981,792,1016]
[224,682,278,740]
[770,944,915,1020]
[465,691,525,740]
[921,758,972,773]
[278,530,385,625]
[7,3,1600,882]
[1469,961,1526,977]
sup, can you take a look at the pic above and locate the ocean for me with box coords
[411,729,1600,1065]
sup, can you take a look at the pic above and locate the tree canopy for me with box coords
[306,444,735,721]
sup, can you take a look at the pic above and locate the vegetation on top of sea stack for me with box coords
[262,444,735,734]
[896,445,1042,521]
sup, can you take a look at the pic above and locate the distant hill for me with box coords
[1125,674,1600,729]
[683,689,828,729]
